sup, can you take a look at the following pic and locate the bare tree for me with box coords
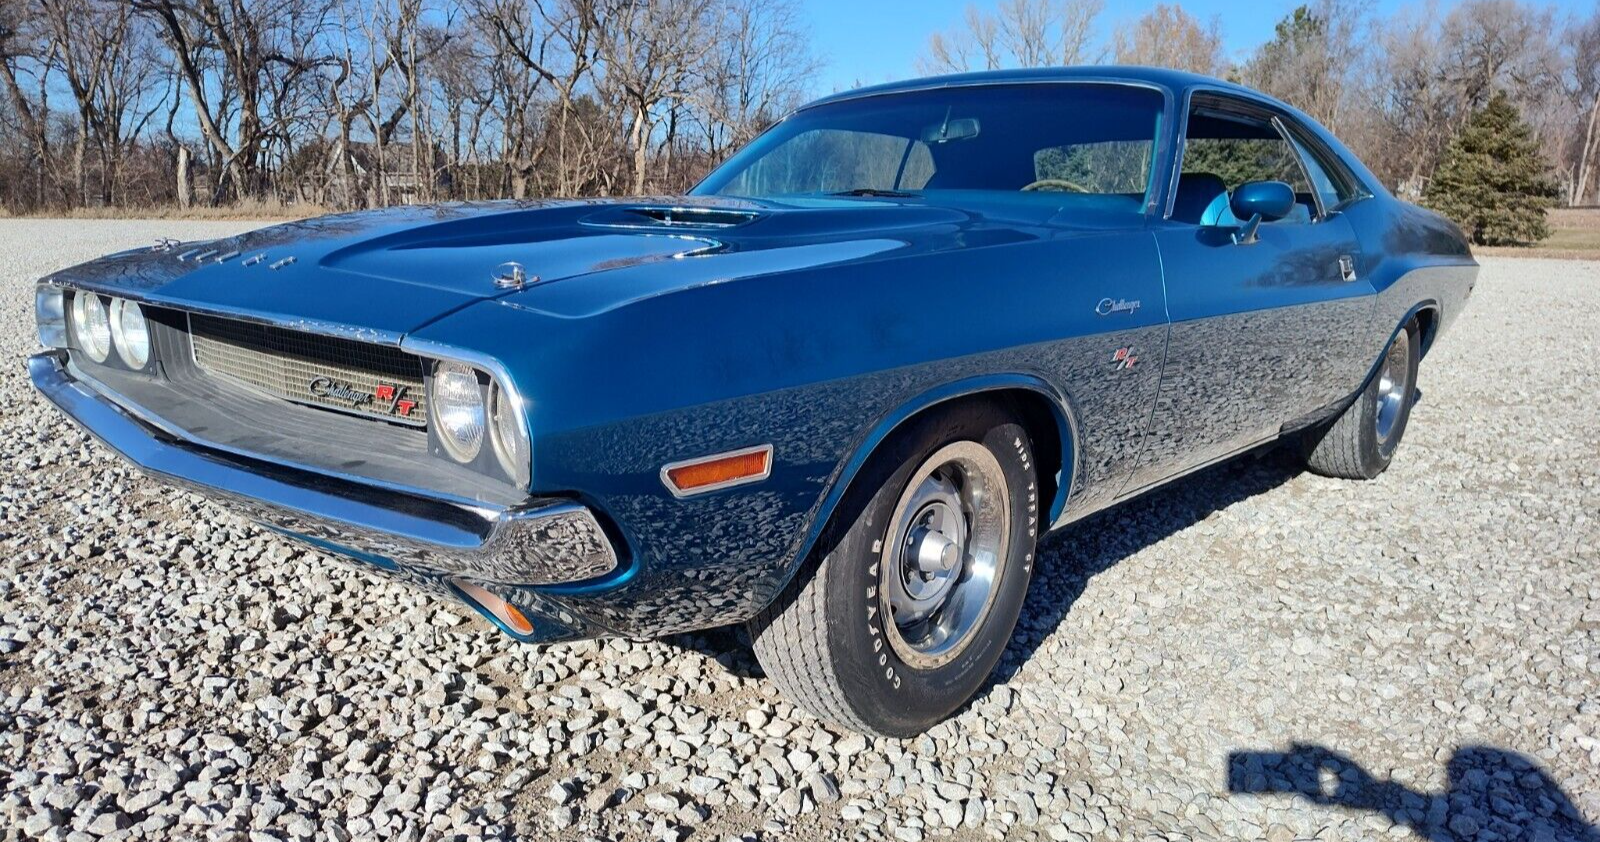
[695,0,815,160]
[1111,4,1224,75]
[593,0,714,194]
[918,0,1104,74]
[1238,0,1369,129]
[133,0,333,203]
[1570,8,1600,204]
[0,0,55,206]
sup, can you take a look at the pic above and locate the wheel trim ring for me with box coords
[878,441,1011,670]
[1374,330,1410,444]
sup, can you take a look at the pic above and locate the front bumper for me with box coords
[29,351,618,594]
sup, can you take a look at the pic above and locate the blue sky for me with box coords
[799,0,1595,94]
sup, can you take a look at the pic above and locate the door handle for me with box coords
[1339,254,1358,282]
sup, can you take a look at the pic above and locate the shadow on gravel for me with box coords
[990,444,1305,686]
[1228,743,1600,841]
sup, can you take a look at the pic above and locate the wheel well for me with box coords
[888,389,1067,523]
[1413,307,1439,357]
[792,385,1073,597]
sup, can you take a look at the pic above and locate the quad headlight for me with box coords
[110,298,150,369]
[70,292,112,363]
[430,360,530,486]
[489,381,529,484]
[432,361,486,463]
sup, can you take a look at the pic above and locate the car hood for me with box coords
[43,196,1106,338]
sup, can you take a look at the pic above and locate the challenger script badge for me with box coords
[1095,297,1141,316]
[308,377,416,417]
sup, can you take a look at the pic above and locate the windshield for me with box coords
[693,83,1166,212]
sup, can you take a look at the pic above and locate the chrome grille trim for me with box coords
[189,313,429,427]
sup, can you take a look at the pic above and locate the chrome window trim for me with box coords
[660,444,775,499]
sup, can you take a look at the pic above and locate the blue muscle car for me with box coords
[31,68,1476,736]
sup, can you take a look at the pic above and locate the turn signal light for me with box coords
[453,579,534,636]
[661,445,773,497]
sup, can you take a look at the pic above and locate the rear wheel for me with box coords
[1303,321,1421,479]
[748,403,1038,737]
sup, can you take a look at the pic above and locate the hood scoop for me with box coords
[583,205,763,230]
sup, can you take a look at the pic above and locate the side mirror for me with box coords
[1230,180,1296,245]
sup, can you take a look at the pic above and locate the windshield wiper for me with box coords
[828,188,920,198]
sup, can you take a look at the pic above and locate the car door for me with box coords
[1123,93,1376,493]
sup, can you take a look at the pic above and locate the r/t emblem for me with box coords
[1112,347,1138,369]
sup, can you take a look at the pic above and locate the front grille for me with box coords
[189,314,428,427]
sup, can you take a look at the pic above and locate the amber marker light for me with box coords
[661,444,773,498]
[453,579,535,636]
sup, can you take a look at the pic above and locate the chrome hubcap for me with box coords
[881,442,1010,669]
[1375,332,1411,443]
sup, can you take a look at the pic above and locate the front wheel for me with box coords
[1302,320,1421,479]
[748,403,1038,737]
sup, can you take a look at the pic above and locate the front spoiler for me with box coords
[28,352,619,601]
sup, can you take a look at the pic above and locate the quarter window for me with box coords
[1284,128,1361,211]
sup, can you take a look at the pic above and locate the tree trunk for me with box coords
[631,105,649,195]
[72,126,88,208]
[1577,91,1600,207]
[175,145,192,209]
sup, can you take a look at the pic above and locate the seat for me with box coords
[1171,172,1236,226]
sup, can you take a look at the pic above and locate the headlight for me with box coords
[489,382,529,484]
[110,298,151,368]
[70,292,112,363]
[432,361,485,462]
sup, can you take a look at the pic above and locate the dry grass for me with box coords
[1476,207,1600,259]
[12,199,328,222]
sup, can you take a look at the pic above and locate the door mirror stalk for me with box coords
[1233,213,1263,245]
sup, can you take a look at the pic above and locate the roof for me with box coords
[803,66,1260,111]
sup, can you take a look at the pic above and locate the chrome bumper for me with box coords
[29,351,617,587]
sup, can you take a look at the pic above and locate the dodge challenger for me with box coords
[31,68,1476,736]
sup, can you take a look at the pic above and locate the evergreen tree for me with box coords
[1424,91,1559,246]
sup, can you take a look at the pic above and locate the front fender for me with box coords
[775,373,1080,601]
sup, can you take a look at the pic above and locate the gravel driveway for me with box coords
[1,219,1596,842]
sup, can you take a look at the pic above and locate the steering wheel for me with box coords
[1021,178,1089,193]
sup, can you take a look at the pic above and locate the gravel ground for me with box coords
[1,219,1597,842]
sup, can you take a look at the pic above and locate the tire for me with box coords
[748,402,1038,737]
[1303,320,1421,479]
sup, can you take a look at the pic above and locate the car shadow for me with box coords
[1228,743,1600,841]
[988,443,1305,685]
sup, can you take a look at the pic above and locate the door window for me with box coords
[1172,101,1318,226]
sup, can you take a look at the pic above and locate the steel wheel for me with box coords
[1374,331,1411,444]
[879,441,1011,669]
